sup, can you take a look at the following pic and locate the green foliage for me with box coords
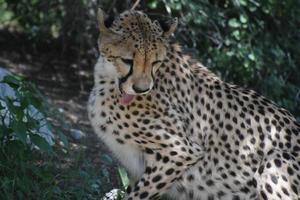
[0,144,117,199]
[0,145,58,199]
[1,0,98,58]
[5,0,64,37]
[0,74,56,199]
[53,153,117,200]
[0,74,54,152]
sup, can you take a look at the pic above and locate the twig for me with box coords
[131,0,140,10]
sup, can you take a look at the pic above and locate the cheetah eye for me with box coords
[152,60,162,66]
[121,58,133,67]
[152,60,162,73]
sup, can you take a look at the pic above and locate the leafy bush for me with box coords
[0,71,119,199]
[0,74,55,151]
[0,71,65,199]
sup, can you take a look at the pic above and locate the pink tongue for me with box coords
[119,93,135,105]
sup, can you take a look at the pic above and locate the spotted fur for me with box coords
[88,9,300,200]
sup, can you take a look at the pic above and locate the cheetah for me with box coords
[88,8,300,200]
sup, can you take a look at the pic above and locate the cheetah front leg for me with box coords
[124,137,203,200]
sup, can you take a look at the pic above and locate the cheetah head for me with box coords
[97,8,177,104]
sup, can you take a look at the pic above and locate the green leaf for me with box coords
[148,1,158,9]
[1,121,9,138]
[12,120,27,144]
[239,15,247,23]
[100,154,113,164]
[27,93,43,110]
[20,96,29,109]
[238,0,248,6]
[232,30,241,40]
[248,53,256,61]
[0,125,4,138]
[0,101,5,110]
[116,190,125,200]
[118,167,129,189]
[26,114,39,130]
[14,106,24,121]
[228,18,240,28]
[5,140,26,155]
[57,131,68,147]
[2,75,21,89]
[30,134,53,153]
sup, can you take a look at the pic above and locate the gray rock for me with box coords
[70,128,86,140]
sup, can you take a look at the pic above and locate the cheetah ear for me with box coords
[156,18,178,37]
[97,8,116,34]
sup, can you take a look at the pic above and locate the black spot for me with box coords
[217,101,223,109]
[152,175,162,183]
[163,156,169,163]
[260,190,268,200]
[271,175,278,184]
[156,182,166,189]
[225,124,233,131]
[165,168,174,175]
[142,119,150,124]
[265,183,273,194]
[116,138,125,144]
[187,174,194,182]
[233,195,240,200]
[258,165,264,174]
[240,187,250,194]
[281,187,289,196]
[145,167,151,174]
[126,185,132,194]
[217,191,225,198]
[291,184,298,195]
[145,148,154,154]
[208,195,214,200]
[206,179,214,186]
[221,134,228,141]
[139,191,149,199]
[287,166,294,175]
[274,159,282,168]
[156,153,162,161]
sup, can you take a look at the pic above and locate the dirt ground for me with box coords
[0,31,121,194]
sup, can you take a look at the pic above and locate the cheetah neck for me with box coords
[157,44,221,141]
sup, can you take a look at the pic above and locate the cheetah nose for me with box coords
[132,74,153,94]
[132,84,150,94]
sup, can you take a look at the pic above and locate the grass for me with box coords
[0,142,121,200]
